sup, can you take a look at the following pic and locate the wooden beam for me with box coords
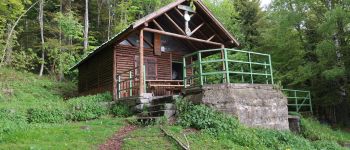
[207,35,215,41]
[194,13,225,43]
[143,28,223,46]
[164,13,186,35]
[126,39,135,46]
[139,29,144,95]
[189,23,204,36]
[175,8,184,17]
[152,19,164,31]
[136,33,153,48]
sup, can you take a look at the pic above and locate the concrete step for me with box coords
[148,103,176,111]
[137,116,161,123]
[150,95,177,105]
[137,110,176,118]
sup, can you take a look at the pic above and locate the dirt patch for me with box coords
[99,124,137,150]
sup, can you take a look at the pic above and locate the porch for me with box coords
[115,48,274,99]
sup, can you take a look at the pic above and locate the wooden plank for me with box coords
[152,19,164,31]
[189,23,204,36]
[143,28,223,46]
[207,35,215,41]
[139,29,144,95]
[164,13,185,35]
[154,33,161,56]
[133,0,186,28]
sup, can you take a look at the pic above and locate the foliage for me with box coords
[312,140,345,150]
[111,102,132,117]
[176,98,240,134]
[27,107,66,123]
[300,117,350,144]
[67,92,112,121]
[0,108,28,136]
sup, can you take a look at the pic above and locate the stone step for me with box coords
[151,95,177,105]
[148,103,176,111]
[137,116,161,123]
[137,110,176,118]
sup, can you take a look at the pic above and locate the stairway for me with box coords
[134,95,178,122]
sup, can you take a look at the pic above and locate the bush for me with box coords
[67,92,112,121]
[111,102,132,117]
[312,140,344,150]
[0,109,28,135]
[176,98,239,134]
[27,107,66,123]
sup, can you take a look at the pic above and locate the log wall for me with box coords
[78,45,114,95]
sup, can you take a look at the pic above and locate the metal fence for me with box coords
[282,89,313,113]
[182,48,274,88]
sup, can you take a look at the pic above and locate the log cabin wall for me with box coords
[115,45,172,80]
[78,45,114,95]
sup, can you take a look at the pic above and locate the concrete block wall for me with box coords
[184,83,289,130]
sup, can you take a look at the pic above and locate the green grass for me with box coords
[301,117,350,144]
[0,68,125,150]
[122,126,180,150]
[0,117,125,150]
[0,68,76,113]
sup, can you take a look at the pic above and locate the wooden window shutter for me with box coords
[154,33,161,56]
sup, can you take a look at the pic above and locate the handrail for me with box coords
[282,89,313,114]
[116,65,145,99]
[183,48,274,88]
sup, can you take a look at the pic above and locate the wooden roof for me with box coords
[70,0,239,70]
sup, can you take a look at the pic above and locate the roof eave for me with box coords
[69,25,133,70]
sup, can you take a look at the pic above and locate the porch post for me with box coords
[139,29,145,95]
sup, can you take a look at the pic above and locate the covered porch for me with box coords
[115,48,275,99]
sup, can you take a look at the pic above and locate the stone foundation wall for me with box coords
[184,83,289,130]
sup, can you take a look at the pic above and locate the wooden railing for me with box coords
[116,66,146,99]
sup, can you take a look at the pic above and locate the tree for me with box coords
[38,0,45,76]
[83,0,89,52]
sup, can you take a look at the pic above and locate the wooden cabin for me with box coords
[70,0,240,100]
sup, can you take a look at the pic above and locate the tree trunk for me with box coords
[39,0,45,76]
[108,0,111,40]
[83,0,89,52]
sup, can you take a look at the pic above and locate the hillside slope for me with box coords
[0,68,125,149]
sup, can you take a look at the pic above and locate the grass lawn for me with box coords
[0,117,125,150]
[122,126,180,150]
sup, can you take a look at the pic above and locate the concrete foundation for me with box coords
[184,83,289,130]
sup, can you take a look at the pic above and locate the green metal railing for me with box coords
[117,65,146,99]
[282,89,313,113]
[183,48,274,87]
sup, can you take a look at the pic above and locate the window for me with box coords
[135,56,157,80]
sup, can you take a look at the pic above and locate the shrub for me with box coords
[312,140,344,150]
[111,102,132,117]
[67,92,112,121]
[176,98,239,134]
[0,109,28,135]
[27,107,66,123]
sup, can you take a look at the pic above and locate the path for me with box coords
[99,124,138,150]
